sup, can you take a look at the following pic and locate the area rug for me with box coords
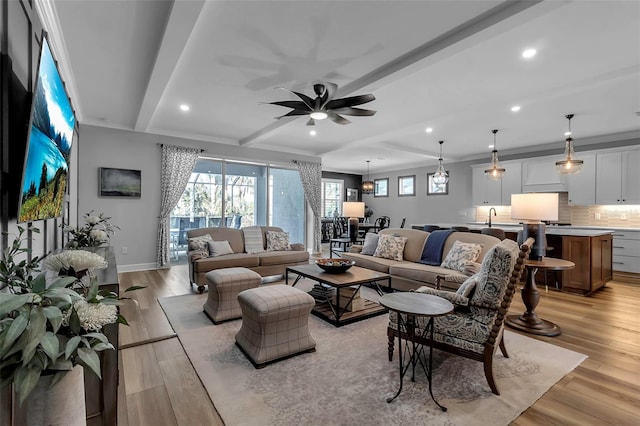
[159,289,586,426]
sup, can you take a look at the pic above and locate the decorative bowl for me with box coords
[315,258,356,274]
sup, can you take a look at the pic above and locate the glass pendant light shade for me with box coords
[484,129,506,180]
[556,114,584,175]
[361,160,374,194]
[432,140,449,185]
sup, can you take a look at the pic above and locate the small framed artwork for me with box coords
[398,175,415,197]
[346,188,358,201]
[99,167,142,197]
[374,178,389,197]
[427,172,449,196]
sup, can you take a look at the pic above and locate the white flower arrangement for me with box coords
[43,250,108,275]
[64,210,119,248]
[63,296,118,331]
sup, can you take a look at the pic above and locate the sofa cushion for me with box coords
[208,240,234,257]
[192,253,260,272]
[471,239,520,308]
[373,234,408,261]
[442,232,500,267]
[243,226,264,254]
[266,231,290,251]
[340,252,401,274]
[187,227,245,253]
[188,234,213,253]
[258,250,309,266]
[361,233,380,255]
[389,263,468,288]
[440,241,482,273]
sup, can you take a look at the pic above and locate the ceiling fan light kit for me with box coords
[268,82,376,126]
[555,114,584,175]
[484,129,506,180]
[432,140,449,185]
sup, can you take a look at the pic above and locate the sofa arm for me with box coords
[290,243,305,251]
[349,244,363,253]
[415,286,469,306]
[435,273,468,290]
[189,250,207,262]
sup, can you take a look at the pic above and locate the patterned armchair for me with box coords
[387,237,533,395]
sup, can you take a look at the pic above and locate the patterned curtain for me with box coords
[156,145,202,267]
[295,160,322,254]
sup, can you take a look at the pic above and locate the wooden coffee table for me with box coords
[285,264,391,327]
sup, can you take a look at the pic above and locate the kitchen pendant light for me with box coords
[432,140,449,185]
[361,160,374,194]
[555,114,584,175]
[484,129,506,180]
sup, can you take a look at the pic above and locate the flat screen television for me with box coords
[17,33,76,223]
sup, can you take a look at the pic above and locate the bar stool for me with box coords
[481,227,506,240]
[451,226,470,232]
[423,225,440,232]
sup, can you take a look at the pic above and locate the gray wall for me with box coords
[77,124,320,271]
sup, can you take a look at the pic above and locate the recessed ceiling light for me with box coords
[425,127,433,133]
[179,104,190,112]
[309,130,317,136]
[511,105,521,112]
[488,144,494,149]
[522,48,537,59]
[564,131,572,136]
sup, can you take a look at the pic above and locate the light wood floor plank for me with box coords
[125,386,178,426]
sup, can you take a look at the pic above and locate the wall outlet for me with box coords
[121,246,128,255]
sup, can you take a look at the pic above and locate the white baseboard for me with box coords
[117,263,158,273]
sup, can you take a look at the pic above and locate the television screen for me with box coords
[18,34,76,222]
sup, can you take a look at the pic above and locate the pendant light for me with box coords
[361,160,374,194]
[484,129,506,180]
[432,140,449,185]
[555,114,584,175]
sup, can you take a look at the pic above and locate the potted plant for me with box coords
[63,210,120,248]
[0,226,142,423]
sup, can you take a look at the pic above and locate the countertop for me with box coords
[410,223,621,237]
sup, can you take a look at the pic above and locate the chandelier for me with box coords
[361,160,374,194]
[432,140,449,185]
[484,129,506,180]
[555,114,584,175]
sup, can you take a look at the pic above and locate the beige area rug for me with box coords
[159,284,586,426]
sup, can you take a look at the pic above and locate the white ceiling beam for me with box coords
[134,0,206,132]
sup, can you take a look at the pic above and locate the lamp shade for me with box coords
[510,193,559,222]
[343,202,365,218]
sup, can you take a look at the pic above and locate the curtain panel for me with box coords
[295,160,322,254]
[156,145,202,267]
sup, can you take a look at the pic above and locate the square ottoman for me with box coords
[235,284,316,368]
[203,267,262,324]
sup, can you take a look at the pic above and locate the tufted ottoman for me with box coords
[203,267,262,324]
[235,284,316,368]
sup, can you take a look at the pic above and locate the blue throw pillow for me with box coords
[361,233,379,255]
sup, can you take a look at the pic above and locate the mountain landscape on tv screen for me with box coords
[18,37,75,222]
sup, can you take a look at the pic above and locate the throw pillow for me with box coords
[188,234,213,253]
[266,231,290,251]
[440,241,483,273]
[243,226,264,254]
[373,234,407,261]
[456,274,478,298]
[361,233,380,255]
[207,240,234,257]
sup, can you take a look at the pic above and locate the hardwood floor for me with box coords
[117,258,640,425]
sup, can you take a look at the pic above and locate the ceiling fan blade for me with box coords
[275,110,310,119]
[276,87,315,110]
[306,118,315,126]
[327,112,351,125]
[325,94,375,109]
[330,107,376,116]
[320,82,338,108]
[267,100,310,110]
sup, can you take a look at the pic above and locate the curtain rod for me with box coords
[157,143,205,153]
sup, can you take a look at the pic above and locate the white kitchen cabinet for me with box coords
[501,161,522,204]
[596,149,640,205]
[567,154,596,205]
[612,230,640,274]
[471,161,521,206]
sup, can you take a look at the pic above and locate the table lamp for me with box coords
[511,193,559,260]
[342,201,365,242]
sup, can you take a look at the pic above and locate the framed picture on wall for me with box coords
[99,167,142,198]
[374,178,389,197]
[427,172,449,196]
[346,188,358,201]
[398,175,415,196]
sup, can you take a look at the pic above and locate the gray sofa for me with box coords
[187,226,309,292]
[341,228,501,291]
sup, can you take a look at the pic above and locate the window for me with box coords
[374,178,389,197]
[322,179,344,217]
[170,158,305,263]
[398,175,415,196]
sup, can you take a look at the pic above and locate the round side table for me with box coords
[506,257,574,337]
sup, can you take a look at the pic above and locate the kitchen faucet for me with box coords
[488,207,497,227]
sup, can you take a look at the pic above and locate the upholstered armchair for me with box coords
[387,237,533,395]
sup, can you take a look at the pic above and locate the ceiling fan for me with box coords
[267,82,376,125]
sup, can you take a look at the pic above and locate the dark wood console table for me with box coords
[506,257,574,337]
